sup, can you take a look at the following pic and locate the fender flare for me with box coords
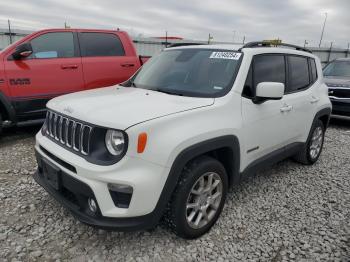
[303,107,332,145]
[0,91,16,123]
[312,107,332,129]
[148,135,240,225]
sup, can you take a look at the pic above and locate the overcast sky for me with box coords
[1,0,349,48]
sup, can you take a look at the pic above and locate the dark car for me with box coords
[323,58,350,117]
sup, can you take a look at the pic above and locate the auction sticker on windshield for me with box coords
[210,52,241,60]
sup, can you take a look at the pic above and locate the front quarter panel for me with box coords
[125,95,243,168]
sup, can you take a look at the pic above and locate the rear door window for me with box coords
[79,33,125,57]
[287,56,310,92]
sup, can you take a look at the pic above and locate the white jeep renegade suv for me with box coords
[34,42,331,239]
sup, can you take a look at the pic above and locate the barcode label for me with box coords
[209,52,241,60]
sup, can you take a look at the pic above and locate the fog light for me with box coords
[88,198,97,213]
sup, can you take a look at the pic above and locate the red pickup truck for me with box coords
[0,28,148,135]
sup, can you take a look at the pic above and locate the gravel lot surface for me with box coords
[0,119,349,261]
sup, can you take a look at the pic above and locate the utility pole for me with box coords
[318,12,328,48]
[208,33,212,44]
[327,42,333,63]
[232,30,236,43]
[242,36,246,44]
[165,31,168,48]
[346,43,350,58]
[8,19,12,44]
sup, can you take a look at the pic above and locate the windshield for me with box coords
[323,61,350,77]
[130,48,242,97]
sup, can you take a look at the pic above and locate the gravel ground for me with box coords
[0,119,349,262]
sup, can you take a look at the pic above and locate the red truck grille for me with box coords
[44,111,93,155]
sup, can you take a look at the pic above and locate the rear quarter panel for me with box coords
[300,57,332,142]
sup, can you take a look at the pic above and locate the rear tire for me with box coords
[164,156,228,239]
[293,119,325,165]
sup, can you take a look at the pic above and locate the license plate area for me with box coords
[42,158,61,190]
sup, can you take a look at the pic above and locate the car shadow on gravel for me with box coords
[329,116,350,128]
[0,125,41,147]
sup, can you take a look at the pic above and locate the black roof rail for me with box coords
[167,43,206,48]
[239,41,312,53]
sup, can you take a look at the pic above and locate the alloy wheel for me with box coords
[186,172,223,229]
[309,126,323,159]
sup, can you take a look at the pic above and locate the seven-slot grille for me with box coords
[44,111,93,155]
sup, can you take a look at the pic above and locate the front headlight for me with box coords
[105,130,126,156]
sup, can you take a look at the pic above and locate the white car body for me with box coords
[34,44,332,233]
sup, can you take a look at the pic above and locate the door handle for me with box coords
[121,63,135,68]
[280,105,293,113]
[310,96,320,104]
[61,64,78,69]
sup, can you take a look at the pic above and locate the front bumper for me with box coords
[34,132,171,230]
[33,167,155,230]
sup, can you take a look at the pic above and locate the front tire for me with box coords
[164,156,228,239]
[294,119,325,165]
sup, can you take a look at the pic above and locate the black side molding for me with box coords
[313,107,332,128]
[241,142,303,178]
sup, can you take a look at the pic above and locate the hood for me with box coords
[324,76,350,87]
[47,86,214,130]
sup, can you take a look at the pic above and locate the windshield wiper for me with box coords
[154,88,184,96]
[127,83,185,96]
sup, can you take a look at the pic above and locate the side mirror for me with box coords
[12,43,33,60]
[253,82,284,104]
